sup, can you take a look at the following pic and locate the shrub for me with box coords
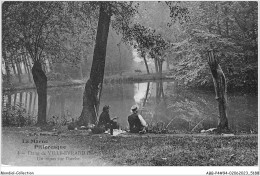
[2,103,36,127]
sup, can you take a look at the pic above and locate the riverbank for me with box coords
[2,127,258,166]
[3,72,257,95]
[3,73,174,92]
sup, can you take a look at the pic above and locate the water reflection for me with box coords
[134,83,147,103]
[2,81,258,133]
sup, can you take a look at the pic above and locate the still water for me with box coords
[2,81,258,133]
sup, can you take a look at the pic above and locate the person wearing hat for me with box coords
[128,105,147,133]
[97,105,111,130]
[97,105,119,135]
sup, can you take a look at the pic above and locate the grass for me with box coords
[69,133,258,166]
[2,127,258,166]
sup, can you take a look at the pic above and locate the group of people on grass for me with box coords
[96,104,147,134]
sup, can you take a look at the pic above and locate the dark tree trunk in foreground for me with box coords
[32,61,47,126]
[207,50,229,132]
[78,3,111,126]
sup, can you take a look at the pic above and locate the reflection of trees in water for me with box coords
[227,95,258,133]
[141,82,219,132]
[19,92,23,110]
[165,89,219,132]
[28,92,33,115]
[154,81,169,122]
[13,94,17,110]
[46,87,83,122]
[45,84,135,126]
[2,83,257,132]
[141,81,170,126]
[142,82,150,107]
[163,87,258,133]
[7,94,11,110]
[100,83,135,128]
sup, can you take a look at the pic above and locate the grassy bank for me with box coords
[2,127,258,166]
[76,134,258,166]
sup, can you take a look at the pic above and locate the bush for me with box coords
[2,74,13,88]
[2,103,36,127]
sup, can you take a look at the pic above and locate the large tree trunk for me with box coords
[78,3,111,126]
[32,60,47,126]
[207,50,229,132]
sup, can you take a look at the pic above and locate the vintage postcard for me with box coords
[1,1,258,175]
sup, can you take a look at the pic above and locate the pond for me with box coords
[2,81,258,133]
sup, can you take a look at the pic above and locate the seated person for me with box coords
[97,105,111,130]
[128,105,147,133]
[97,105,119,135]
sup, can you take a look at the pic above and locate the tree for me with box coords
[169,1,257,92]
[123,24,156,74]
[166,1,258,131]
[2,2,22,86]
[207,50,228,132]
[78,2,111,125]
[149,34,170,76]
[2,2,95,126]
[78,2,137,126]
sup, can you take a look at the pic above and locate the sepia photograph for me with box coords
[1,1,258,175]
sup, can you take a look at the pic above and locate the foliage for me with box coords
[2,103,36,127]
[2,74,14,88]
[123,23,156,56]
[168,1,257,92]
[2,2,98,74]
